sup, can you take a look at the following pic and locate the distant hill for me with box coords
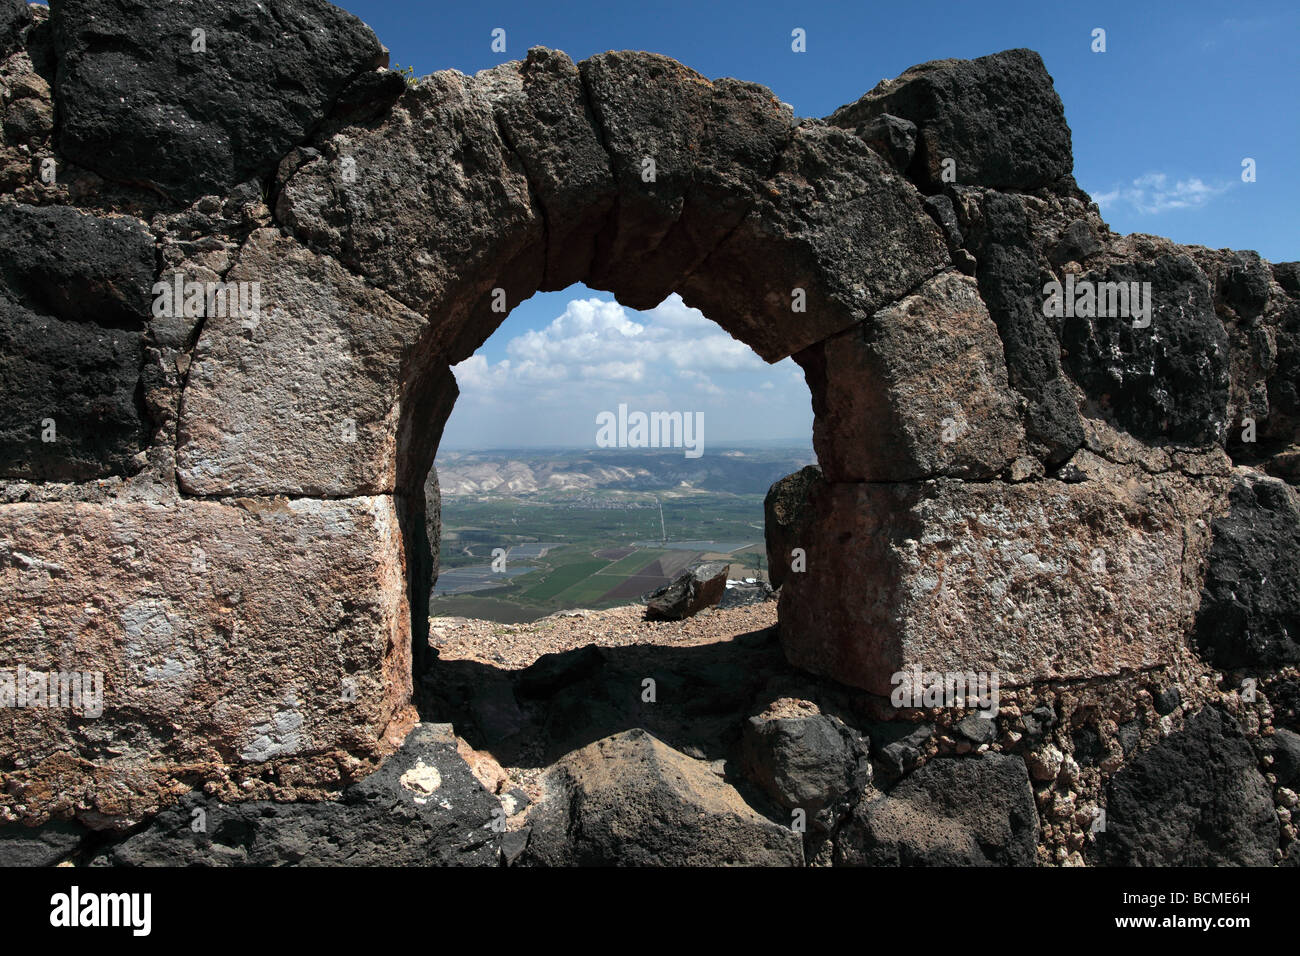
[435,446,816,497]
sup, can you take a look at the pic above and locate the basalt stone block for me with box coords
[1060,253,1230,445]
[778,478,1186,694]
[0,495,413,826]
[0,204,155,480]
[0,0,29,57]
[763,465,823,591]
[579,50,793,308]
[967,192,1084,466]
[678,122,950,363]
[0,819,88,866]
[90,724,499,866]
[52,0,388,202]
[1193,473,1300,668]
[0,204,155,326]
[277,68,541,362]
[796,272,1024,481]
[643,561,729,620]
[0,298,146,480]
[837,753,1039,866]
[739,713,869,825]
[1102,707,1278,866]
[478,48,616,292]
[829,49,1072,191]
[523,729,803,866]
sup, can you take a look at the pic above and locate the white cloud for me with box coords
[1093,172,1231,216]
[444,292,812,447]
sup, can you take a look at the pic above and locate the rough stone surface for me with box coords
[0,0,30,59]
[829,49,1072,191]
[276,68,541,359]
[739,713,869,826]
[2,0,1296,861]
[0,819,87,866]
[52,0,388,202]
[1060,253,1230,445]
[1102,707,1279,866]
[796,271,1024,481]
[763,464,823,591]
[643,561,729,621]
[777,477,1190,694]
[89,723,499,866]
[0,203,154,481]
[523,729,804,866]
[0,496,413,826]
[175,228,429,497]
[578,51,793,311]
[677,121,950,362]
[1193,473,1300,668]
[837,753,1039,866]
[966,190,1084,465]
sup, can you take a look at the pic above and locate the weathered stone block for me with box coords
[829,49,1072,191]
[52,0,387,202]
[176,228,429,497]
[776,478,1187,693]
[797,272,1025,481]
[0,495,413,826]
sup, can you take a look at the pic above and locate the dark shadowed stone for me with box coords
[0,820,88,867]
[1060,253,1230,445]
[1265,300,1300,445]
[0,203,155,327]
[718,580,774,609]
[1219,250,1272,317]
[52,0,388,202]
[329,68,408,126]
[1048,219,1103,267]
[956,714,998,745]
[0,204,154,480]
[837,753,1039,866]
[854,112,916,171]
[829,49,1072,191]
[763,465,822,591]
[1273,262,1300,296]
[922,194,962,250]
[644,561,729,620]
[89,724,501,866]
[523,729,803,866]
[1023,705,1057,739]
[1072,725,1103,765]
[0,0,30,58]
[1118,719,1142,756]
[968,191,1083,465]
[739,713,869,826]
[1102,707,1278,866]
[677,121,950,363]
[1153,686,1181,716]
[1260,728,1300,791]
[481,48,616,292]
[514,644,607,698]
[578,51,793,310]
[870,722,934,780]
[1193,474,1300,668]
[423,464,442,584]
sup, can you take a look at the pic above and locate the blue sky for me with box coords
[334,0,1298,448]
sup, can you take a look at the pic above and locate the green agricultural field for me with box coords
[521,557,615,601]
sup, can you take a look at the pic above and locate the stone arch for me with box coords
[5,2,1289,835]
[174,47,1038,689]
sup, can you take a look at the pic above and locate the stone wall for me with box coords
[0,0,1296,865]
